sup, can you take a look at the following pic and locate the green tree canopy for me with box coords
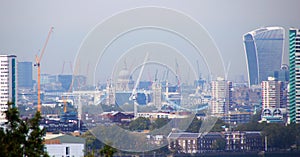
[150,118,170,130]
[0,102,49,157]
[129,117,151,131]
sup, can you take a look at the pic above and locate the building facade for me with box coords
[168,131,262,153]
[243,27,284,86]
[261,77,283,109]
[167,132,224,154]
[0,54,17,123]
[17,61,33,89]
[211,77,232,115]
[152,81,162,109]
[45,134,85,157]
[58,74,73,92]
[222,112,252,124]
[224,131,263,151]
[289,28,300,123]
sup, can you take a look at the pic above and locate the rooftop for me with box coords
[45,133,85,144]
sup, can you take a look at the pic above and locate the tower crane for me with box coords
[35,27,54,113]
[130,53,149,118]
[62,61,81,113]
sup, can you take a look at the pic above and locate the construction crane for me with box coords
[62,61,81,113]
[130,53,149,118]
[35,27,54,113]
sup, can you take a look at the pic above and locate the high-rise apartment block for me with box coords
[243,27,284,86]
[261,77,283,109]
[211,77,232,115]
[289,28,300,123]
[0,54,17,123]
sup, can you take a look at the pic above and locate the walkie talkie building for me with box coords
[243,27,284,86]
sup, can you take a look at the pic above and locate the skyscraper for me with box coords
[243,27,284,86]
[261,77,283,109]
[152,81,162,110]
[289,28,300,124]
[211,77,232,115]
[0,54,17,123]
[18,61,33,89]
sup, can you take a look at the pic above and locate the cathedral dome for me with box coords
[118,68,130,80]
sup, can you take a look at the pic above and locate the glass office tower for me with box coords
[243,27,284,86]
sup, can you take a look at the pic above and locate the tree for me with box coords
[0,102,49,157]
[81,131,104,156]
[0,102,26,156]
[129,117,151,131]
[211,119,227,132]
[99,144,117,157]
[150,118,170,130]
[186,116,202,133]
[24,111,49,157]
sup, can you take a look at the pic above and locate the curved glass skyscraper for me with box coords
[243,27,284,86]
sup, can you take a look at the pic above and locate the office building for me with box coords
[0,54,17,123]
[243,27,284,86]
[273,64,289,82]
[211,77,232,115]
[58,74,73,92]
[41,74,57,85]
[222,111,252,124]
[18,61,33,89]
[261,77,283,109]
[289,28,300,123]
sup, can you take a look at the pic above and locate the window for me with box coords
[66,147,70,157]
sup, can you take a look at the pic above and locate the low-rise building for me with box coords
[167,131,263,154]
[44,133,85,157]
[224,131,263,151]
[260,108,287,123]
[222,112,252,124]
[137,111,190,120]
[100,111,134,123]
[167,132,223,154]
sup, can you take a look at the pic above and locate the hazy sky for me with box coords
[1,0,300,82]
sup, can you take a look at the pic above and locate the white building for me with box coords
[261,77,283,109]
[211,77,232,115]
[152,81,162,110]
[0,54,17,123]
[45,133,85,157]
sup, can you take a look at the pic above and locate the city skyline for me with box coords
[1,1,300,82]
[2,1,300,156]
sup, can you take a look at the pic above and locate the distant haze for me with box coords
[0,0,299,82]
